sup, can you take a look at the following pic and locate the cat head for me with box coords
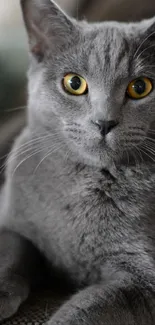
[21,0,155,168]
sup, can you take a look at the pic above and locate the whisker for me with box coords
[140,72,155,80]
[33,145,63,174]
[0,130,64,176]
[143,146,155,155]
[143,142,155,154]
[140,147,155,163]
[132,150,138,170]
[134,30,155,58]
[136,147,144,164]
[11,147,46,178]
[133,145,142,172]
[132,144,144,166]
[145,137,155,144]
[148,129,155,134]
[0,132,61,163]
[3,106,26,113]
[0,134,53,161]
[143,65,155,70]
[0,136,61,175]
[0,141,44,172]
[144,139,155,146]
[144,139,155,147]
[125,149,130,165]
[135,55,155,69]
[0,144,43,176]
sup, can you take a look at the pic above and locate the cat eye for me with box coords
[127,77,153,99]
[63,73,88,95]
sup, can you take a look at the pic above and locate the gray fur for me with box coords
[1,0,155,323]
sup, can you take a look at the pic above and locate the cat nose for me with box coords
[94,120,118,136]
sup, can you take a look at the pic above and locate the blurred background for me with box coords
[1,0,155,176]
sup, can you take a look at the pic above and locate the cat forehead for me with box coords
[45,20,154,81]
[50,23,132,76]
[69,22,133,64]
[86,26,129,58]
[81,21,154,78]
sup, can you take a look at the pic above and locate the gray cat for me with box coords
[1,0,155,323]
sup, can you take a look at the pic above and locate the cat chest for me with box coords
[11,168,149,285]
[36,181,143,285]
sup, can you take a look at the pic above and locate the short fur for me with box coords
[1,0,155,323]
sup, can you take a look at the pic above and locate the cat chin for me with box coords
[75,149,116,169]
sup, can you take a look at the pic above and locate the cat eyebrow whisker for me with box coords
[134,30,155,59]
[144,65,155,69]
[135,43,155,62]
[135,71,155,81]
[136,54,155,69]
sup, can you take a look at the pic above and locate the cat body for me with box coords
[2,127,155,287]
[1,0,155,324]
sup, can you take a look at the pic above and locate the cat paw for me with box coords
[0,294,22,321]
[0,275,29,321]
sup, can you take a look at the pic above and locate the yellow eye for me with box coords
[127,77,153,99]
[63,73,88,95]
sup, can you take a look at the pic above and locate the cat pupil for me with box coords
[133,79,146,94]
[70,76,81,90]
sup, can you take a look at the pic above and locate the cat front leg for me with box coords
[0,228,42,321]
[46,267,155,325]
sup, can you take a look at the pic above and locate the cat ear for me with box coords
[136,17,155,41]
[140,17,155,34]
[132,17,155,58]
[20,0,77,61]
